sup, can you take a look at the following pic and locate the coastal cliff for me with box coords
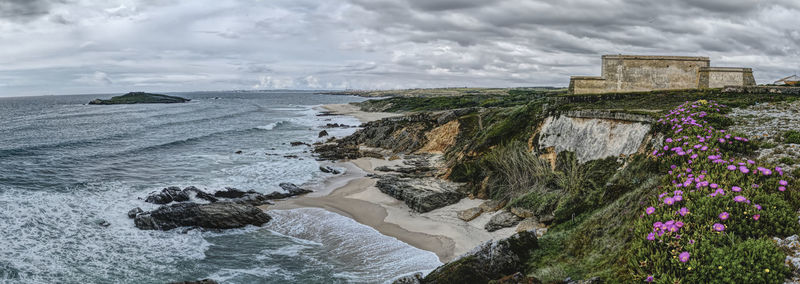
[316,88,800,283]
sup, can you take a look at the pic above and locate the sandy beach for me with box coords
[321,103,402,123]
[262,104,516,262]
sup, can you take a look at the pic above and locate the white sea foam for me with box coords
[256,120,288,130]
[0,182,211,283]
[265,208,443,283]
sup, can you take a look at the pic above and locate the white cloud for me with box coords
[0,0,798,96]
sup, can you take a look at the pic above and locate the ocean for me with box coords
[0,91,441,283]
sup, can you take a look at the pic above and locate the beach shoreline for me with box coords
[262,103,517,263]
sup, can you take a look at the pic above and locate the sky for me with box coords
[0,0,799,96]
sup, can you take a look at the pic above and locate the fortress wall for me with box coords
[568,76,606,94]
[601,55,710,93]
[698,67,756,88]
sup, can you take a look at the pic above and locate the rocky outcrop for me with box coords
[133,202,271,231]
[376,175,464,213]
[485,211,522,232]
[458,207,483,222]
[88,92,190,105]
[422,230,538,283]
[145,186,190,204]
[538,114,651,163]
[318,130,329,138]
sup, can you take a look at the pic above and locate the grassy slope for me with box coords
[360,88,800,282]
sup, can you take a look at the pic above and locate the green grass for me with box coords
[784,130,800,144]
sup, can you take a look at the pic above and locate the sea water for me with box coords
[0,91,441,283]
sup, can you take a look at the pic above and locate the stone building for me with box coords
[569,55,755,94]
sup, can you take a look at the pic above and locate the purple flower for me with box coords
[678,207,689,216]
[674,195,683,202]
[679,251,691,262]
[779,180,788,186]
[646,275,654,282]
[713,223,725,232]
[753,214,760,221]
[733,195,747,203]
[739,166,750,174]
[675,221,684,228]
[666,138,673,143]
[727,165,737,171]
[731,186,741,192]
[755,204,762,210]
[710,183,718,189]
[718,212,729,221]
[647,232,655,241]
[664,197,675,205]
[653,222,663,229]
[646,207,656,215]
[779,186,786,192]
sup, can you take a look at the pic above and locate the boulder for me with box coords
[184,186,218,203]
[479,199,506,212]
[510,207,535,219]
[516,218,540,233]
[375,175,464,213]
[485,211,522,232]
[213,187,277,206]
[145,186,190,204]
[127,207,144,218]
[134,202,271,231]
[279,183,312,195]
[458,207,483,222]
[318,130,329,138]
[290,141,309,147]
[423,230,538,283]
[319,165,341,174]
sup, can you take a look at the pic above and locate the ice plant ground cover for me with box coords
[631,100,800,283]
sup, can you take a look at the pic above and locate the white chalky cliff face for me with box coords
[538,114,652,163]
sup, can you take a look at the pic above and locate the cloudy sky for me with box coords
[0,0,799,96]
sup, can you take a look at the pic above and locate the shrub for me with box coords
[484,140,552,200]
[784,130,800,144]
[778,157,796,165]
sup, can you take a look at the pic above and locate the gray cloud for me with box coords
[0,0,798,96]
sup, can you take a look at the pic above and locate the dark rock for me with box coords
[213,187,273,206]
[485,211,522,232]
[479,199,507,212]
[134,202,271,231]
[235,150,243,154]
[170,279,219,284]
[279,183,312,195]
[284,155,298,159]
[313,143,361,160]
[319,166,341,174]
[184,186,218,203]
[423,230,538,283]
[96,219,111,227]
[317,111,338,117]
[375,175,464,213]
[88,92,190,105]
[145,186,190,204]
[323,123,353,128]
[213,187,257,199]
[318,130,329,138]
[290,141,309,147]
[393,272,424,284]
[127,207,144,218]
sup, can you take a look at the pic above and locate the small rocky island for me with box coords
[88,92,190,105]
